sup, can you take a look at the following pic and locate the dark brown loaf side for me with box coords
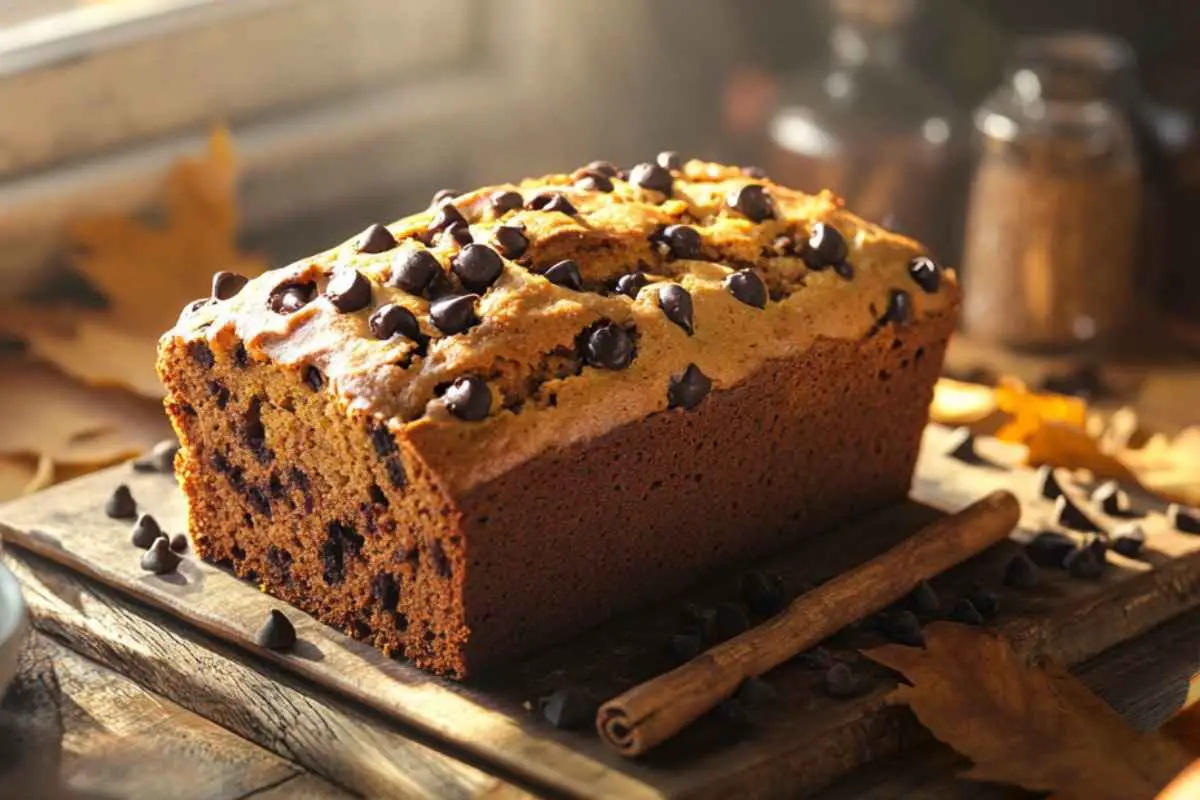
[157,158,959,678]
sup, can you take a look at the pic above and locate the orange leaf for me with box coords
[863,622,1192,800]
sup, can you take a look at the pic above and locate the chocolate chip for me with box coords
[723,268,767,309]
[188,341,214,369]
[1055,495,1102,533]
[907,580,940,615]
[629,162,673,195]
[1111,521,1146,557]
[582,322,635,370]
[268,280,316,314]
[802,223,849,269]
[1065,545,1104,579]
[575,172,613,193]
[834,261,855,280]
[133,439,179,474]
[657,284,694,335]
[444,220,473,246]
[824,663,866,698]
[130,514,162,548]
[795,647,832,670]
[661,225,702,259]
[908,256,940,293]
[667,364,712,410]
[429,203,466,234]
[741,165,768,179]
[542,194,577,216]
[944,427,988,466]
[490,190,524,216]
[876,609,923,646]
[1003,552,1039,588]
[884,289,912,325]
[170,533,188,552]
[429,293,479,335]
[443,375,491,421]
[614,272,648,298]
[355,223,397,254]
[369,303,421,341]
[539,687,595,730]
[324,268,372,312]
[1026,531,1076,568]
[968,586,1000,617]
[391,250,441,295]
[1091,481,1129,515]
[431,189,458,206]
[140,537,181,575]
[1037,466,1065,500]
[372,572,400,611]
[741,571,787,617]
[303,366,324,392]
[584,160,619,177]
[1169,504,1200,534]
[256,609,297,651]
[105,485,137,520]
[948,598,984,626]
[668,633,703,664]
[527,192,559,210]
[727,184,775,222]
[736,676,778,707]
[493,224,528,259]
[531,261,581,293]
[452,244,504,292]
[714,602,749,640]
[679,603,717,641]
[211,271,248,301]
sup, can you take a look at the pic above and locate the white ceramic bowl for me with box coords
[0,559,29,699]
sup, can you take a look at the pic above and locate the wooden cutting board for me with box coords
[3,425,1199,799]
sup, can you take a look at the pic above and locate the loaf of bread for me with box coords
[157,156,959,678]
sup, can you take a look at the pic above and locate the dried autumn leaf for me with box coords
[930,378,998,425]
[863,622,1192,800]
[994,377,1089,443]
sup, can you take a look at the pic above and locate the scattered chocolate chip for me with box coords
[1064,545,1104,579]
[493,224,529,259]
[968,586,1000,618]
[133,439,179,474]
[443,375,491,421]
[824,663,866,698]
[727,184,774,221]
[170,533,188,552]
[802,223,849,269]
[429,203,466,234]
[324,268,372,312]
[584,160,619,177]
[741,165,768,179]
[1111,521,1146,557]
[794,647,832,670]
[539,687,595,730]
[714,602,750,640]
[1003,552,1039,589]
[741,571,787,617]
[723,268,767,308]
[391,250,441,295]
[1087,535,1109,563]
[444,220,473,246]
[884,289,912,325]
[629,162,673,195]
[1037,465,1065,500]
[543,260,583,291]
[354,223,397,254]
[614,272,649,298]
[876,609,924,646]
[431,189,458,206]
[452,244,504,292]
[948,597,984,626]
[490,190,524,216]
[582,322,635,370]
[1026,531,1076,568]
[1091,481,1129,516]
[945,427,983,465]
[669,633,703,664]
[658,284,694,335]
[1055,495,1102,533]
[661,224,702,260]
[188,341,215,369]
[211,271,248,301]
[303,366,324,391]
[735,676,778,707]
[543,194,577,216]
[105,485,137,520]
[575,172,613,193]
[1168,504,1200,534]
[429,294,480,335]
[140,537,181,575]
[679,603,717,641]
[833,261,855,280]
[667,363,712,410]
[908,256,940,293]
[130,514,162,548]
[369,303,421,341]
[268,280,316,315]
[907,580,940,615]
[255,609,297,651]
[656,150,683,171]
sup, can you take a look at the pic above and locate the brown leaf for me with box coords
[863,622,1192,800]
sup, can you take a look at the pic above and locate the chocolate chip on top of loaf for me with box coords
[158,155,959,678]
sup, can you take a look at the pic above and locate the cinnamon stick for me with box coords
[597,490,1021,757]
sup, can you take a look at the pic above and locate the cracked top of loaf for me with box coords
[162,156,959,492]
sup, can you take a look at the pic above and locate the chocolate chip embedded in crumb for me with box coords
[444,220,473,246]
[170,533,188,553]
[493,224,529,259]
[324,268,372,313]
[188,341,215,369]
[391,250,441,295]
[527,192,559,211]
[656,150,683,171]
[452,243,504,292]
[883,289,912,325]
[948,597,984,626]
[1054,495,1102,533]
[543,260,583,291]
[539,687,595,730]
[723,268,767,309]
[823,663,866,698]
[268,280,316,315]
[490,190,524,216]
[667,364,712,411]
[668,633,703,664]
[431,188,458,206]
[833,261,855,281]
[372,572,400,611]
[211,271,248,301]
[429,293,480,335]
[802,223,849,269]
[908,255,941,293]
[105,485,137,519]
[429,202,467,234]
[354,223,398,254]
[575,172,613,193]
[741,571,787,617]
[629,162,674,195]
[662,225,702,260]
[1168,504,1200,535]
[657,284,695,335]
[727,184,775,222]
[130,514,162,548]
[735,676,778,707]
[369,303,421,341]
[303,366,325,392]
[614,272,649,299]
[255,609,297,651]
[542,194,577,216]
[582,323,635,370]
[443,375,491,422]
[1037,465,1065,500]
[741,165,768,179]
[140,537,181,575]
[584,160,619,177]
[1003,552,1039,588]
[1111,521,1146,557]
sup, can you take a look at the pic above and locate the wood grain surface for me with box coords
[2,424,1199,799]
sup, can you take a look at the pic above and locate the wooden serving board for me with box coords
[3,425,1200,799]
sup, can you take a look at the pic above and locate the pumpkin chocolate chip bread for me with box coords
[157,155,959,678]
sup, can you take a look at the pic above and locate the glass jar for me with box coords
[960,33,1143,351]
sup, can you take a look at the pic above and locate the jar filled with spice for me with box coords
[960,33,1143,351]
